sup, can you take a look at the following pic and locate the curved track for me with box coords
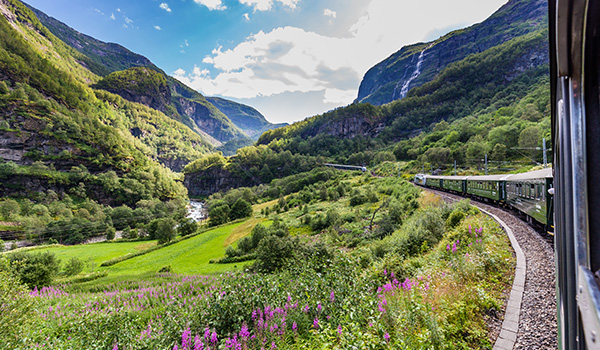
[424,188,558,349]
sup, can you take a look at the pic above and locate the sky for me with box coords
[24,0,508,124]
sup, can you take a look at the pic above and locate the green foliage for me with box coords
[155,218,176,244]
[229,198,252,220]
[106,226,116,240]
[8,251,60,288]
[62,257,84,276]
[177,217,198,236]
[0,256,35,348]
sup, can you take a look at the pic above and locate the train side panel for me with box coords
[466,180,502,201]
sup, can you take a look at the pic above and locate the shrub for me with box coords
[230,198,252,220]
[158,265,172,273]
[178,217,198,236]
[253,235,296,273]
[0,239,4,252]
[0,256,35,345]
[62,257,84,276]
[446,210,466,228]
[156,218,176,244]
[8,251,60,288]
[105,226,115,240]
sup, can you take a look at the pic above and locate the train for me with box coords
[414,168,554,234]
[550,0,600,349]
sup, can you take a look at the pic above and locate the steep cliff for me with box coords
[357,0,547,105]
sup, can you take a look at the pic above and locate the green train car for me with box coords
[465,174,510,202]
[414,168,554,232]
[505,168,553,229]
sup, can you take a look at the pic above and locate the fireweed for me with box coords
[15,214,511,349]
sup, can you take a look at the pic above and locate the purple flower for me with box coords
[292,322,297,331]
[317,303,322,313]
[210,331,217,344]
[330,291,335,302]
[239,322,250,339]
[194,335,203,350]
[313,317,319,329]
[174,345,179,350]
[112,345,118,350]
[337,325,342,335]
[384,332,390,342]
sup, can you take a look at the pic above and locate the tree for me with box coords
[209,204,230,227]
[0,199,19,219]
[253,235,296,273]
[229,199,253,220]
[178,217,197,236]
[425,147,451,167]
[518,125,541,161]
[491,143,507,161]
[105,226,116,240]
[156,218,176,244]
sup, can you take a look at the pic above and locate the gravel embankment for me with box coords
[425,188,557,349]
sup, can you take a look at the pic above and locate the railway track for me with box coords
[424,188,558,349]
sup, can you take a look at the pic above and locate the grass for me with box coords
[99,222,251,276]
[223,217,265,246]
[38,240,158,273]
[253,198,279,212]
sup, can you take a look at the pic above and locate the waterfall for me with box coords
[397,44,432,99]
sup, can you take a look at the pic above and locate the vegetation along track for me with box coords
[424,187,557,349]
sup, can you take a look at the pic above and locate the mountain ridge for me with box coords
[356,0,547,106]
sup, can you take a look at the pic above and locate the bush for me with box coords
[0,257,35,345]
[0,239,4,252]
[178,217,198,236]
[253,235,296,273]
[8,251,60,288]
[230,198,252,220]
[62,257,84,276]
[158,265,172,273]
[156,218,176,244]
[446,210,466,228]
[105,226,115,240]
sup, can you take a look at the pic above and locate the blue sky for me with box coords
[24,0,507,124]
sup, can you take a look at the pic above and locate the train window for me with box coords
[530,184,535,199]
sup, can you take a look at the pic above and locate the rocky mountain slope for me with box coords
[357,0,547,106]
[0,0,208,203]
[26,1,277,145]
[206,97,287,140]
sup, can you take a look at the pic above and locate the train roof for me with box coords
[426,175,469,180]
[465,174,512,181]
[505,168,553,181]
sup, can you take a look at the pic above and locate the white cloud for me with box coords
[243,13,250,21]
[110,13,116,20]
[239,0,301,12]
[124,17,133,25]
[193,0,226,11]
[116,8,121,12]
[323,9,336,18]
[154,25,162,30]
[94,8,105,16]
[177,0,507,120]
[159,3,172,12]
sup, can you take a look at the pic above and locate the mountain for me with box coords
[25,2,282,146]
[206,96,287,140]
[0,0,212,205]
[253,0,549,171]
[356,0,547,106]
